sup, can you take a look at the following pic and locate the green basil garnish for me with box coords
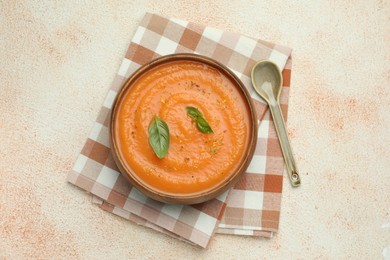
[196,117,213,134]
[148,115,170,158]
[186,106,213,134]
[186,106,200,120]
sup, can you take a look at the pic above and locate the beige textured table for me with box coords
[1,1,389,259]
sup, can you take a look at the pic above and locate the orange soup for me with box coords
[114,59,252,195]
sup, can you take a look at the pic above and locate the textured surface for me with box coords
[1,1,389,259]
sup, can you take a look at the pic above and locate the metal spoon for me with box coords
[251,60,301,186]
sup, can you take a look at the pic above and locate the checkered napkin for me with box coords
[67,13,292,248]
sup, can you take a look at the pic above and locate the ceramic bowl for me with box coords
[110,53,257,204]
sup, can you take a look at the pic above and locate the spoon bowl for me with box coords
[251,60,301,186]
[251,61,282,104]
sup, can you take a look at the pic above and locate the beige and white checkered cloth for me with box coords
[68,13,293,248]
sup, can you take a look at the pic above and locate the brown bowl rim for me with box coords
[110,53,258,204]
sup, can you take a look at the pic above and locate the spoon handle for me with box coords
[268,103,301,186]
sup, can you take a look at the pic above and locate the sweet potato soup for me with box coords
[114,59,252,195]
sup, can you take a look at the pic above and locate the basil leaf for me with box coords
[186,106,200,120]
[196,117,214,134]
[186,106,213,134]
[148,116,170,158]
